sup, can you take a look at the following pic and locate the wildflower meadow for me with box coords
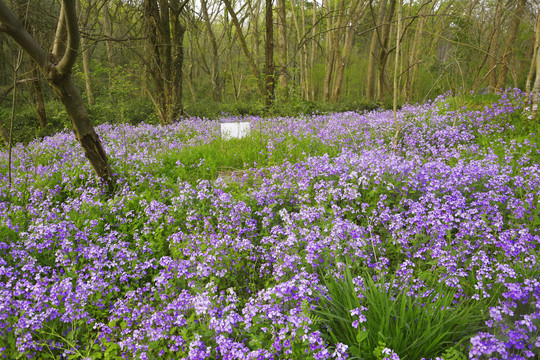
[0,90,539,359]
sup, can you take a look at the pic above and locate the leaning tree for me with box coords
[0,0,114,189]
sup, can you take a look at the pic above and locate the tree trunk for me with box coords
[488,0,502,92]
[495,0,525,91]
[143,0,187,124]
[290,0,308,100]
[367,0,387,101]
[276,0,288,98]
[0,0,114,188]
[201,0,222,101]
[144,0,166,123]
[170,0,185,121]
[31,65,47,129]
[526,12,540,99]
[248,0,262,68]
[309,0,317,100]
[300,0,310,100]
[377,0,396,101]
[53,74,113,181]
[322,0,338,102]
[532,43,540,119]
[100,0,114,70]
[223,0,264,96]
[265,0,275,110]
[330,0,364,102]
[532,15,540,119]
[392,0,402,147]
[81,35,95,105]
[404,0,427,101]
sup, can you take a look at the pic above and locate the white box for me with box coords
[220,122,251,140]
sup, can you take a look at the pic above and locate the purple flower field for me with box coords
[0,90,539,359]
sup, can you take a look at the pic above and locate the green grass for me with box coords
[314,264,489,360]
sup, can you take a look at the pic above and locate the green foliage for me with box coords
[440,92,502,112]
[183,97,387,120]
[314,264,489,360]
[88,96,157,125]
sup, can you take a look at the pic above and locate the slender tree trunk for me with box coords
[367,0,387,101]
[183,68,197,100]
[329,0,364,102]
[159,0,172,120]
[532,15,540,119]
[170,0,185,121]
[328,0,345,102]
[100,0,114,69]
[81,35,95,105]
[290,0,308,100]
[377,0,396,101]
[488,0,502,92]
[392,0,402,147]
[144,0,166,123]
[495,0,525,91]
[143,0,186,124]
[532,45,540,119]
[31,65,47,129]
[310,0,317,100]
[265,0,275,110]
[300,0,310,100]
[248,0,262,66]
[223,0,264,96]
[276,0,288,98]
[404,0,427,101]
[526,12,540,98]
[201,0,222,101]
[322,0,338,102]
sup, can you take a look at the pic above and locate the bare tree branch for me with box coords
[0,78,38,103]
[57,0,80,74]
[0,1,50,69]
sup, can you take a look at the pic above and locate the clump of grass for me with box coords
[314,264,488,359]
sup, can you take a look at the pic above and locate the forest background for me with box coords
[0,0,539,146]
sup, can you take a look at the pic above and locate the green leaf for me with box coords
[356,330,368,344]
